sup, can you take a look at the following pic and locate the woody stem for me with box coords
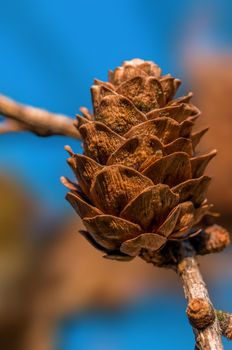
[0,94,81,139]
[177,241,223,349]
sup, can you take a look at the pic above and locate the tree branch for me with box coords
[140,225,230,348]
[177,242,223,350]
[0,94,81,139]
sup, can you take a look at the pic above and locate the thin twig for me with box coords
[0,94,81,139]
[216,310,232,340]
[177,242,223,350]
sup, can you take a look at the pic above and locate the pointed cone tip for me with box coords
[64,145,74,156]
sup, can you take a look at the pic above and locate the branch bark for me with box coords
[177,242,223,350]
[0,94,81,139]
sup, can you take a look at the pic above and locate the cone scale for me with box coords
[63,59,216,263]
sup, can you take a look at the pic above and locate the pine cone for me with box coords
[63,58,216,263]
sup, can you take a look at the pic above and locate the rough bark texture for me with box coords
[177,242,223,350]
[0,94,80,139]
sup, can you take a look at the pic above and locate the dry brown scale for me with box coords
[62,58,229,266]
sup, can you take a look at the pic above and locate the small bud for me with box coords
[187,298,215,330]
[191,225,230,255]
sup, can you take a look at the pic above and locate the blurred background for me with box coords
[0,0,232,349]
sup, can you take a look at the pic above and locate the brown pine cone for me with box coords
[62,58,216,263]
